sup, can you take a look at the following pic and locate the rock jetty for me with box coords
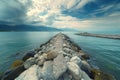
[1,33,115,80]
[76,32,120,40]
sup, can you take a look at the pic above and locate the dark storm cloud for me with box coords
[0,0,27,24]
[0,0,119,30]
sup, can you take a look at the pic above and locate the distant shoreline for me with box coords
[76,32,120,40]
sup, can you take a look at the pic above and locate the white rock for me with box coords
[15,65,41,80]
[70,56,82,65]
[53,54,67,79]
[63,43,67,47]
[67,62,82,80]
[36,53,47,66]
[34,54,38,58]
[38,51,42,54]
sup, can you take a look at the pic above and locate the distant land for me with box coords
[0,24,62,32]
[76,32,120,39]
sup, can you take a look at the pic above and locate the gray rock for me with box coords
[34,54,39,58]
[62,72,72,80]
[42,61,54,80]
[63,47,77,56]
[46,51,58,60]
[53,54,67,79]
[37,54,47,66]
[15,65,41,80]
[59,51,72,58]
[65,56,70,62]
[81,60,91,76]
[67,62,82,80]
[24,58,35,69]
[22,51,36,61]
[81,71,91,80]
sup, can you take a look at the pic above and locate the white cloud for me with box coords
[76,0,94,9]
[18,0,93,26]
[52,15,92,28]
[17,0,120,31]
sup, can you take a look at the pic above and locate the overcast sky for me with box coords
[0,0,120,30]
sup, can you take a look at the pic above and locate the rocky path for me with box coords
[1,33,115,80]
[53,33,63,51]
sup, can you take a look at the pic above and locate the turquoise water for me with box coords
[0,32,120,80]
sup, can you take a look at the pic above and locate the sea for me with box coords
[0,31,120,80]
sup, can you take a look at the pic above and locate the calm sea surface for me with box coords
[0,32,120,80]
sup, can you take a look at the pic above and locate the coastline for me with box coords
[76,32,120,40]
[0,33,115,80]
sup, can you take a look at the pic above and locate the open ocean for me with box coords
[0,31,120,80]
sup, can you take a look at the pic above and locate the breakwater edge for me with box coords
[0,33,115,80]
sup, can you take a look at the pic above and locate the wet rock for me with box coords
[42,61,54,80]
[91,68,115,80]
[24,58,35,69]
[34,48,41,53]
[67,62,82,80]
[81,54,90,60]
[10,60,23,69]
[2,65,25,80]
[70,56,82,65]
[0,74,2,80]
[22,51,36,61]
[15,65,41,80]
[53,54,67,79]
[81,60,91,77]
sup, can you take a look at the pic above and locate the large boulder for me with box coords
[46,51,58,60]
[15,65,41,80]
[24,58,35,69]
[70,56,82,65]
[53,54,67,79]
[10,60,23,69]
[67,62,82,80]
[2,65,25,80]
[81,60,91,77]
[42,61,54,80]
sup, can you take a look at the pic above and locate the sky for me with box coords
[0,0,120,31]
